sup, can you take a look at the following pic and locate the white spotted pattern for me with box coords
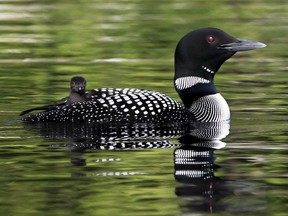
[23,87,230,124]
[23,88,191,124]
[175,76,210,90]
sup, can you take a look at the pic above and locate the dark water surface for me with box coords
[0,1,287,216]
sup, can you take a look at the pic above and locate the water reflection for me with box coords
[24,122,190,145]
[174,136,226,213]
[24,120,231,213]
[18,120,278,214]
[174,145,271,214]
[23,120,230,144]
[174,133,272,214]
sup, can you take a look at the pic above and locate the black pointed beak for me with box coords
[218,38,266,52]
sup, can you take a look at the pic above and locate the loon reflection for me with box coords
[61,123,228,213]
[174,135,227,213]
[25,120,229,149]
[27,120,230,213]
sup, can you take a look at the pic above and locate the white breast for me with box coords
[189,93,230,122]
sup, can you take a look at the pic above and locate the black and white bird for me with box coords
[20,76,87,116]
[22,28,266,124]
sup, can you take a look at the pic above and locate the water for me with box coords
[0,0,287,215]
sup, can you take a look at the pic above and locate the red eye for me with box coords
[207,36,215,43]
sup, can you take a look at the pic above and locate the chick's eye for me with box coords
[207,36,215,43]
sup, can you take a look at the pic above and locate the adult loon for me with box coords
[20,76,87,116]
[22,28,266,123]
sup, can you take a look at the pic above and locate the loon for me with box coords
[20,76,87,116]
[22,28,266,123]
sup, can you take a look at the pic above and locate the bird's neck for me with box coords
[174,65,217,105]
[174,67,230,122]
[68,92,86,104]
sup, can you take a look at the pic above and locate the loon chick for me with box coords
[20,76,87,116]
[22,28,266,123]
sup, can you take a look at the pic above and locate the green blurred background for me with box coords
[0,1,287,216]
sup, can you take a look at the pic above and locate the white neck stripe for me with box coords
[175,76,210,90]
